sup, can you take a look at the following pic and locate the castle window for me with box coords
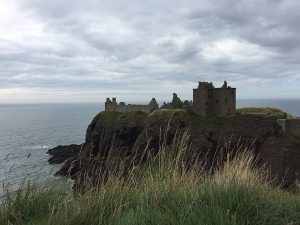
[225,98,227,103]
[216,99,219,104]
[231,91,234,94]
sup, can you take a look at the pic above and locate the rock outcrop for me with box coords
[47,144,82,164]
[49,109,300,191]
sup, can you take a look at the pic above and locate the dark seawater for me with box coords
[0,100,299,196]
[0,103,103,196]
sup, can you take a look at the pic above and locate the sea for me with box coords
[0,99,299,196]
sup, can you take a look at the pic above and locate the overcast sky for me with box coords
[0,0,300,103]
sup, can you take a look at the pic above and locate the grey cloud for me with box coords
[0,0,300,102]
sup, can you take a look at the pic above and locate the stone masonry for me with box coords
[277,119,300,138]
[105,97,159,114]
[193,81,236,116]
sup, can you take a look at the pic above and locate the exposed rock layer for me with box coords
[47,144,82,164]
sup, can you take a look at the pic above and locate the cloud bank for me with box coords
[1,0,300,103]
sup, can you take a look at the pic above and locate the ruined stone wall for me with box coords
[193,88,210,116]
[105,98,118,111]
[212,88,236,116]
[277,119,300,138]
[105,98,158,114]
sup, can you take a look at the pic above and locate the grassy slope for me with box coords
[1,149,300,225]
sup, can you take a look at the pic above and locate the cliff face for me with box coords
[49,109,300,189]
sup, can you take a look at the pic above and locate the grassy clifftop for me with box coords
[237,107,294,119]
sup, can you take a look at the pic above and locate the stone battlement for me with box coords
[105,97,158,114]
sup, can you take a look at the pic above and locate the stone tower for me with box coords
[105,97,117,111]
[193,81,236,116]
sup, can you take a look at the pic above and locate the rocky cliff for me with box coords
[48,109,300,190]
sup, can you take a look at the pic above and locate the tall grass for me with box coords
[1,130,300,225]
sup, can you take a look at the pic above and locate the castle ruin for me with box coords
[193,81,236,116]
[105,81,236,116]
[105,97,159,114]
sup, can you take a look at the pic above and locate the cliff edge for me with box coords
[48,109,300,190]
